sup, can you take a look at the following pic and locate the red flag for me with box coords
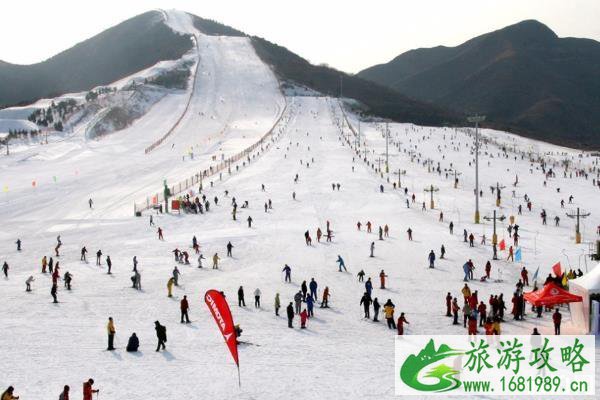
[499,239,506,251]
[552,262,562,277]
[204,289,239,366]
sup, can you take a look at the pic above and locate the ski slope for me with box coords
[1,11,600,399]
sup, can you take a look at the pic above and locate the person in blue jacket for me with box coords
[463,261,471,282]
[282,264,291,282]
[336,255,347,272]
[309,278,318,300]
[365,277,373,297]
[306,294,315,317]
[428,250,436,268]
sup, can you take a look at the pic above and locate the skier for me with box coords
[25,276,34,292]
[309,278,318,300]
[379,270,387,289]
[507,246,514,262]
[197,253,205,268]
[282,264,292,282]
[407,228,413,240]
[2,262,8,278]
[452,298,460,325]
[360,292,372,318]
[336,255,347,272]
[553,309,562,335]
[157,227,164,240]
[485,261,492,279]
[82,379,98,400]
[294,291,302,314]
[15,239,21,251]
[96,250,102,265]
[301,280,308,300]
[463,261,471,281]
[247,216,253,228]
[64,271,73,290]
[132,271,141,290]
[212,253,220,269]
[238,286,246,307]
[366,221,372,233]
[167,277,175,297]
[384,224,389,237]
[365,277,373,296]
[320,286,331,308]
[173,266,181,286]
[306,294,315,317]
[357,269,365,282]
[521,267,529,286]
[370,241,375,257]
[383,299,396,329]
[300,309,308,328]
[133,256,138,271]
[254,288,261,308]
[440,245,446,259]
[373,298,380,322]
[126,333,139,352]
[227,242,233,257]
[274,293,281,316]
[449,221,454,235]
[287,302,294,328]
[428,250,436,268]
[51,282,58,303]
[316,228,322,242]
[356,221,362,231]
[154,321,167,351]
[107,317,116,351]
[88,198,93,209]
[378,226,383,240]
[180,295,190,323]
[149,215,154,226]
[80,247,87,262]
[445,292,452,316]
[397,312,409,335]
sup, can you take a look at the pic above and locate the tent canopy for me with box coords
[524,282,583,307]
[569,263,600,333]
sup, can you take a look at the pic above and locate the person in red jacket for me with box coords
[59,385,69,400]
[468,315,478,336]
[521,267,529,286]
[485,261,492,279]
[180,295,190,323]
[397,312,409,335]
[300,308,308,328]
[483,318,494,335]
[379,270,387,289]
[83,379,98,400]
[445,292,452,316]
[553,309,562,335]
[477,301,487,327]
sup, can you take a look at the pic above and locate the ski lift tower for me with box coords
[566,207,591,244]
[491,182,506,207]
[424,184,440,209]
[468,115,486,223]
[483,210,506,245]
[394,169,407,188]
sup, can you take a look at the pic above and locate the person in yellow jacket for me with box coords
[212,253,220,269]
[461,283,471,303]
[167,277,175,297]
[107,317,116,351]
[383,299,396,330]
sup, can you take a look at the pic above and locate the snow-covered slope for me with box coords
[1,10,599,400]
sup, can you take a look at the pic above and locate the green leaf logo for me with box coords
[400,339,464,392]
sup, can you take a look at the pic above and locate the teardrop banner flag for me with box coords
[204,289,240,385]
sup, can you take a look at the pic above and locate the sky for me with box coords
[1,0,599,73]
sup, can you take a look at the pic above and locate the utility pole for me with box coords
[566,207,591,244]
[483,210,506,245]
[424,184,440,209]
[468,115,486,223]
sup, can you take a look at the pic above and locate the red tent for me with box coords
[524,282,583,307]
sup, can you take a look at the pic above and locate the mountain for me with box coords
[0,10,459,129]
[0,11,193,108]
[358,20,600,149]
[189,13,460,126]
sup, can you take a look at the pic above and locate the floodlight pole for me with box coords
[468,115,486,223]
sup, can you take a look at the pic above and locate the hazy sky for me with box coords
[2,0,599,73]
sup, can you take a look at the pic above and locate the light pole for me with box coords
[483,210,506,245]
[468,115,486,223]
[566,207,591,244]
[424,184,440,209]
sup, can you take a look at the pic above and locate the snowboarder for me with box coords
[154,321,167,351]
[180,295,190,323]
